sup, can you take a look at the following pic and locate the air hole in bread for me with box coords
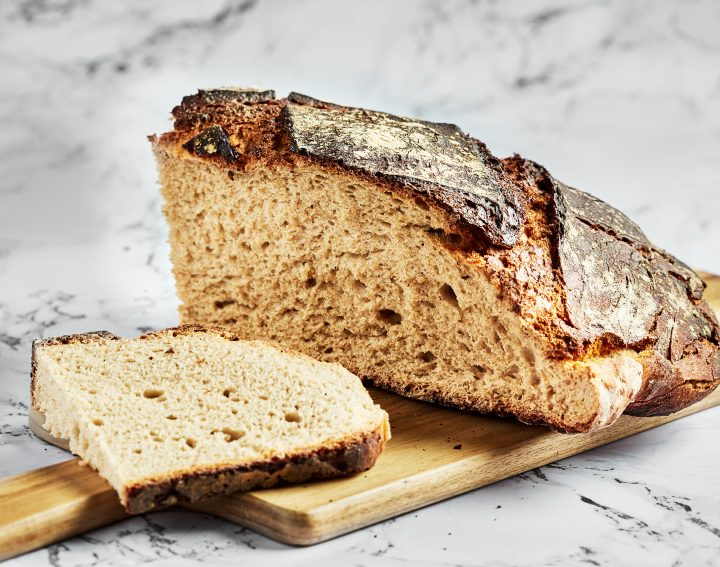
[471,365,487,379]
[186,438,196,448]
[222,427,245,442]
[214,299,236,309]
[419,351,436,363]
[88,389,97,395]
[414,197,430,211]
[306,277,317,288]
[439,284,459,308]
[261,241,270,249]
[427,227,462,246]
[522,347,535,366]
[503,365,519,379]
[353,279,366,290]
[143,389,164,399]
[258,394,268,400]
[377,309,402,325]
[92,418,104,426]
[492,317,507,334]
[419,361,437,375]
[223,387,236,398]
[133,448,142,454]
[166,414,177,420]
[324,346,334,354]
[284,412,301,423]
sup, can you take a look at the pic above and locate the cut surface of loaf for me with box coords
[151,88,720,433]
[31,326,390,513]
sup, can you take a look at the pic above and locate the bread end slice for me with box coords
[31,325,390,513]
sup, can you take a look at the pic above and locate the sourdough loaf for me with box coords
[151,88,720,433]
[31,326,390,513]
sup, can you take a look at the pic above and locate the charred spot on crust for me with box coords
[183,126,240,162]
[287,91,347,110]
[196,88,276,105]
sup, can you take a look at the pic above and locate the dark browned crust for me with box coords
[162,89,524,249]
[183,125,240,162]
[282,101,523,248]
[287,91,346,110]
[152,87,720,419]
[124,428,385,514]
[499,156,720,414]
[195,87,276,105]
[30,331,119,406]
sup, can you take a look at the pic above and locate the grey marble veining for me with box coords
[0,0,719,565]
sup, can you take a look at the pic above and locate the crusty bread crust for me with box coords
[124,427,386,514]
[151,88,720,421]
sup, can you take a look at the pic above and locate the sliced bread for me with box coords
[150,88,720,433]
[30,325,390,513]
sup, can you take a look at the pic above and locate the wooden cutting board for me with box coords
[1,273,719,561]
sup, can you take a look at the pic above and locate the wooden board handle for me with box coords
[0,459,127,561]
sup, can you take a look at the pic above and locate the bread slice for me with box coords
[150,88,720,433]
[30,325,390,513]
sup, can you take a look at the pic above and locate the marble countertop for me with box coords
[1,0,719,565]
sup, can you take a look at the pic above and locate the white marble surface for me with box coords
[1,0,719,565]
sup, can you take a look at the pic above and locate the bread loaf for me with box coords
[151,88,720,433]
[31,325,390,513]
